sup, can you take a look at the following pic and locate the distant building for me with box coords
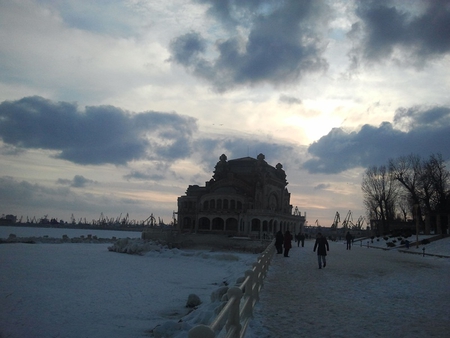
[0,214,17,225]
[177,153,306,238]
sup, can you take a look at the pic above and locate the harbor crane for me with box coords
[354,215,366,230]
[341,210,353,229]
[331,212,340,229]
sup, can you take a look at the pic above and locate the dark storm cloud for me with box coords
[169,0,329,91]
[303,106,450,174]
[168,31,208,66]
[350,0,450,65]
[57,175,96,188]
[0,96,197,165]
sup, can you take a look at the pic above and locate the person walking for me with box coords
[346,231,352,250]
[298,233,305,247]
[275,230,284,254]
[284,230,293,257]
[313,232,329,269]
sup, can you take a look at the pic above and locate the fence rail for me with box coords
[188,239,275,338]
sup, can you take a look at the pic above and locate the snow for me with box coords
[0,227,258,338]
[1,227,450,338]
[248,237,450,338]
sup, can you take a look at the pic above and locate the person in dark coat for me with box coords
[313,232,329,269]
[298,233,305,247]
[346,231,352,250]
[275,230,284,254]
[283,230,293,257]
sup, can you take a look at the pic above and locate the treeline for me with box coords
[362,153,450,235]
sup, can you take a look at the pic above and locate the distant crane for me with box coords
[354,216,366,230]
[142,213,156,227]
[341,210,353,229]
[331,212,340,229]
[121,213,129,226]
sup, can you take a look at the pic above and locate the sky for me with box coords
[1,0,450,227]
[1,227,449,337]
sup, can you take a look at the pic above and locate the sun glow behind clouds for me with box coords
[284,114,342,145]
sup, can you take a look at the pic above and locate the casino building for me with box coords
[177,153,306,238]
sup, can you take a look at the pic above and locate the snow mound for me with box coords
[107,238,162,254]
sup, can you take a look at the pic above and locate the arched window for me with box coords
[230,200,236,210]
[212,217,224,231]
[198,217,210,230]
[203,200,209,210]
[226,218,238,232]
[251,219,261,232]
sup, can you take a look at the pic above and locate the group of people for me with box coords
[276,230,356,269]
[275,230,293,257]
[275,230,355,269]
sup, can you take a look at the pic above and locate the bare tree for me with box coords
[389,153,450,234]
[362,165,398,234]
[397,195,412,222]
[421,154,450,234]
[389,154,425,232]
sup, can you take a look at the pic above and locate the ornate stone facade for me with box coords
[177,153,306,238]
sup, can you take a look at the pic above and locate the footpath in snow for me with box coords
[248,238,450,338]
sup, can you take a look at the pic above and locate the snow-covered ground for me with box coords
[356,234,450,257]
[1,227,450,338]
[248,237,450,338]
[0,227,258,338]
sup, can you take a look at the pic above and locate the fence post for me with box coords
[188,324,215,338]
[244,269,254,317]
[226,286,243,338]
[252,262,260,302]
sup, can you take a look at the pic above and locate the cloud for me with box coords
[349,0,450,66]
[193,135,298,173]
[0,96,198,165]
[169,31,208,66]
[123,171,166,181]
[0,176,147,220]
[169,0,329,91]
[303,105,450,174]
[279,94,302,105]
[38,1,139,37]
[314,183,331,190]
[393,106,450,129]
[57,175,96,188]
